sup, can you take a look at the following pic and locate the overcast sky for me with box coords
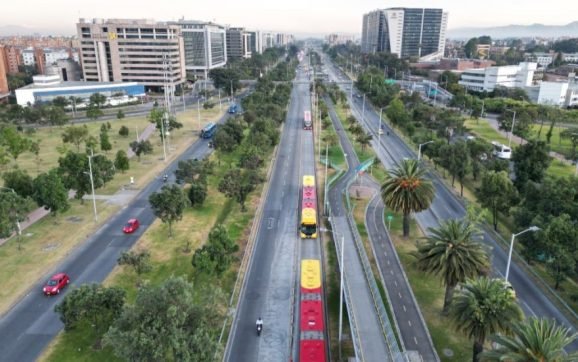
[3,0,578,35]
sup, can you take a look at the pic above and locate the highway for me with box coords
[325,98,397,360]
[225,65,311,361]
[321,53,578,351]
[0,110,237,361]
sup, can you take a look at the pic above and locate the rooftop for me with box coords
[18,80,138,90]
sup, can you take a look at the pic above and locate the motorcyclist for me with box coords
[256,317,263,330]
[163,174,168,182]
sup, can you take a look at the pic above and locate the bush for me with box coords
[118,125,129,137]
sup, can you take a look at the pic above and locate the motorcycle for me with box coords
[162,174,168,182]
[256,323,262,336]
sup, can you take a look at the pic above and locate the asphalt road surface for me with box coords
[225,67,309,361]
[0,106,240,362]
[321,53,578,351]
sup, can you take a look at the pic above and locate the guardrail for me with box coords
[344,178,406,362]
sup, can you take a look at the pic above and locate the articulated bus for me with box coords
[301,175,317,238]
[200,123,217,139]
[299,259,327,362]
[304,111,312,130]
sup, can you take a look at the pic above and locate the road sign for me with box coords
[387,214,393,230]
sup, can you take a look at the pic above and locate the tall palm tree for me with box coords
[480,318,578,362]
[450,277,524,362]
[414,219,490,314]
[356,132,372,152]
[381,159,434,237]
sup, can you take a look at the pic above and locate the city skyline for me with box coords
[1,0,578,36]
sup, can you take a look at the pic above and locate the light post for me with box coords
[418,141,434,161]
[505,109,517,148]
[84,149,99,222]
[362,94,366,123]
[321,225,345,361]
[0,187,22,247]
[379,106,386,147]
[323,143,329,216]
[505,226,540,282]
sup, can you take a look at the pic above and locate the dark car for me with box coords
[43,273,70,295]
[123,218,140,234]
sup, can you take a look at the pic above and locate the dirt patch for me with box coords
[348,185,376,200]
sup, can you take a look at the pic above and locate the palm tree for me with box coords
[480,317,578,362]
[356,132,372,152]
[381,159,434,237]
[414,219,490,314]
[450,277,524,362]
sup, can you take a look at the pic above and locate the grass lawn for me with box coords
[39,138,267,362]
[0,107,223,316]
[529,124,575,157]
[463,118,576,178]
[387,212,472,362]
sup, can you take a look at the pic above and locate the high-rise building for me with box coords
[0,46,10,98]
[325,33,355,46]
[76,18,186,90]
[361,8,448,61]
[247,30,263,54]
[4,46,22,74]
[171,20,227,80]
[226,28,252,59]
[262,32,276,50]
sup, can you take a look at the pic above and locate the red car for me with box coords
[43,273,70,296]
[123,218,140,234]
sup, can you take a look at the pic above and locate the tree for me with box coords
[188,180,208,207]
[117,110,125,120]
[464,37,480,58]
[218,168,260,211]
[105,277,222,361]
[560,128,578,160]
[209,68,241,95]
[213,119,244,152]
[55,283,125,334]
[85,135,99,154]
[129,140,153,162]
[322,132,338,146]
[381,159,435,237]
[192,224,239,275]
[118,125,129,137]
[114,150,130,173]
[99,130,112,153]
[89,93,107,108]
[2,169,34,198]
[58,151,92,202]
[467,139,493,181]
[450,277,524,362]
[29,140,41,174]
[356,132,373,152]
[512,140,551,191]
[0,190,34,249]
[62,125,89,152]
[91,154,116,187]
[148,108,183,136]
[452,141,471,197]
[45,106,69,127]
[386,98,409,126]
[32,169,70,216]
[0,126,32,163]
[542,214,577,290]
[149,185,191,237]
[174,159,213,184]
[414,219,490,314]
[480,318,578,362]
[86,104,103,120]
[477,171,518,231]
[239,144,263,170]
[118,250,152,276]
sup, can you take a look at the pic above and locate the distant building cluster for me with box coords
[361,7,448,61]
[325,33,355,46]
[0,17,294,105]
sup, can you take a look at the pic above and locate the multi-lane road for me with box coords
[225,63,317,361]
[0,103,241,361]
[320,52,578,351]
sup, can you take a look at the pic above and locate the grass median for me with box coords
[0,107,223,316]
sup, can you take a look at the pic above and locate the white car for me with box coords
[378,129,384,135]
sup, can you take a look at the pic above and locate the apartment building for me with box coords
[3,46,21,74]
[459,62,537,92]
[0,46,9,97]
[361,7,448,61]
[76,18,186,90]
[247,30,263,54]
[172,20,227,79]
[326,33,355,46]
[262,32,276,50]
[226,27,252,59]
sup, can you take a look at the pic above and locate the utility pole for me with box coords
[323,143,329,216]
[197,98,201,131]
[88,148,98,222]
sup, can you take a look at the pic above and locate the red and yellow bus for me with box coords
[299,259,327,362]
[300,175,317,238]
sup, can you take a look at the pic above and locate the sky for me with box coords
[2,0,578,36]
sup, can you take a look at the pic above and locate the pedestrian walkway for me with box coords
[0,123,157,247]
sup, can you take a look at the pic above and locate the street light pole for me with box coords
[505,226,540,281]
[323,143,329,216]
[87,149,98,222]
[338,233,345,361]
[362,94,366,123]
[418,141,434,161]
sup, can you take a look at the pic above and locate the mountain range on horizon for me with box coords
[447,21,578,39]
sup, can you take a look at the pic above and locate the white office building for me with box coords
[172,20,227,79]
[44,48,71,64]
[459,62,538,92]
[536,75,578,107]
[22,48,35,66]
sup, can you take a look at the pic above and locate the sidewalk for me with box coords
[485,117,573,165]
[0,123,157,247]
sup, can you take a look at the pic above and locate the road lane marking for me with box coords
[387,260,390,266]
[267,218,275,230]
[403,304,407,312]
[408,320,412,327]
[394,281,398,287]
[384,251,387,257]
[414,337,418,345]
[398,292,402,299]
